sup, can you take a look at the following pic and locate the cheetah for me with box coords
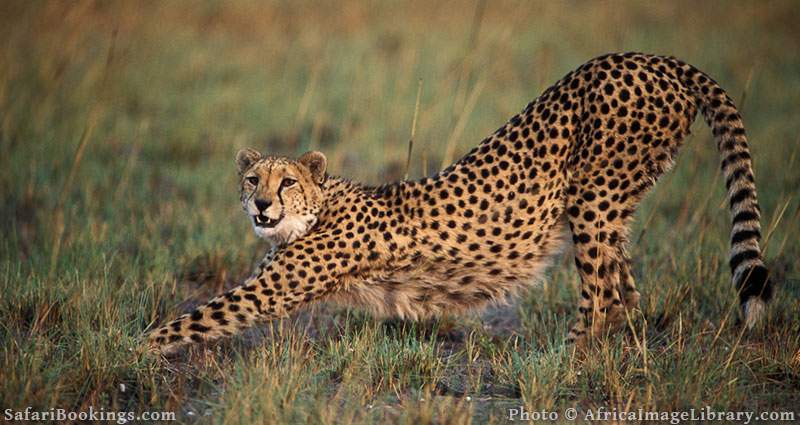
[148,52,773,354]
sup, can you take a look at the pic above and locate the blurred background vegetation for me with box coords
[1,1,798,423]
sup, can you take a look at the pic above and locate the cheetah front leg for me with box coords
[147,232,344,355]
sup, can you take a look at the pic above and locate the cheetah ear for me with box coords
[298,151,327,185]
[236,148,262,174]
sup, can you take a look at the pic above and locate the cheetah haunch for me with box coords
[148,53,773,354]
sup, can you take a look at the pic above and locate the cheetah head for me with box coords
[236,148,327,246]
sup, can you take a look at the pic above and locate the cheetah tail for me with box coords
[675,60,773,328]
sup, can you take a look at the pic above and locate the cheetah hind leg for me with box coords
[565,209,634,345]
[567,247,642,346]
[617,250,641,312]
[604,250,642,339]
[566,252,629,345]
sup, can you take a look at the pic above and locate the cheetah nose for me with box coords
[254,198,272,212]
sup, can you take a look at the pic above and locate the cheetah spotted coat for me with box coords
[149,52,773,353]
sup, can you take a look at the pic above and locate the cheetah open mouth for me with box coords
[253,214,282,228]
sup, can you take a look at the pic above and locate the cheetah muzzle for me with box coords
[253,212,283,229]
[147,52,775,355]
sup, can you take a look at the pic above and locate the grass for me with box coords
[1,0,799,423]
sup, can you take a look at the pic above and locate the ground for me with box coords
[1,1,799,423]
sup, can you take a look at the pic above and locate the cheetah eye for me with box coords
[246,176,259,186]
[281,178,297,188]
